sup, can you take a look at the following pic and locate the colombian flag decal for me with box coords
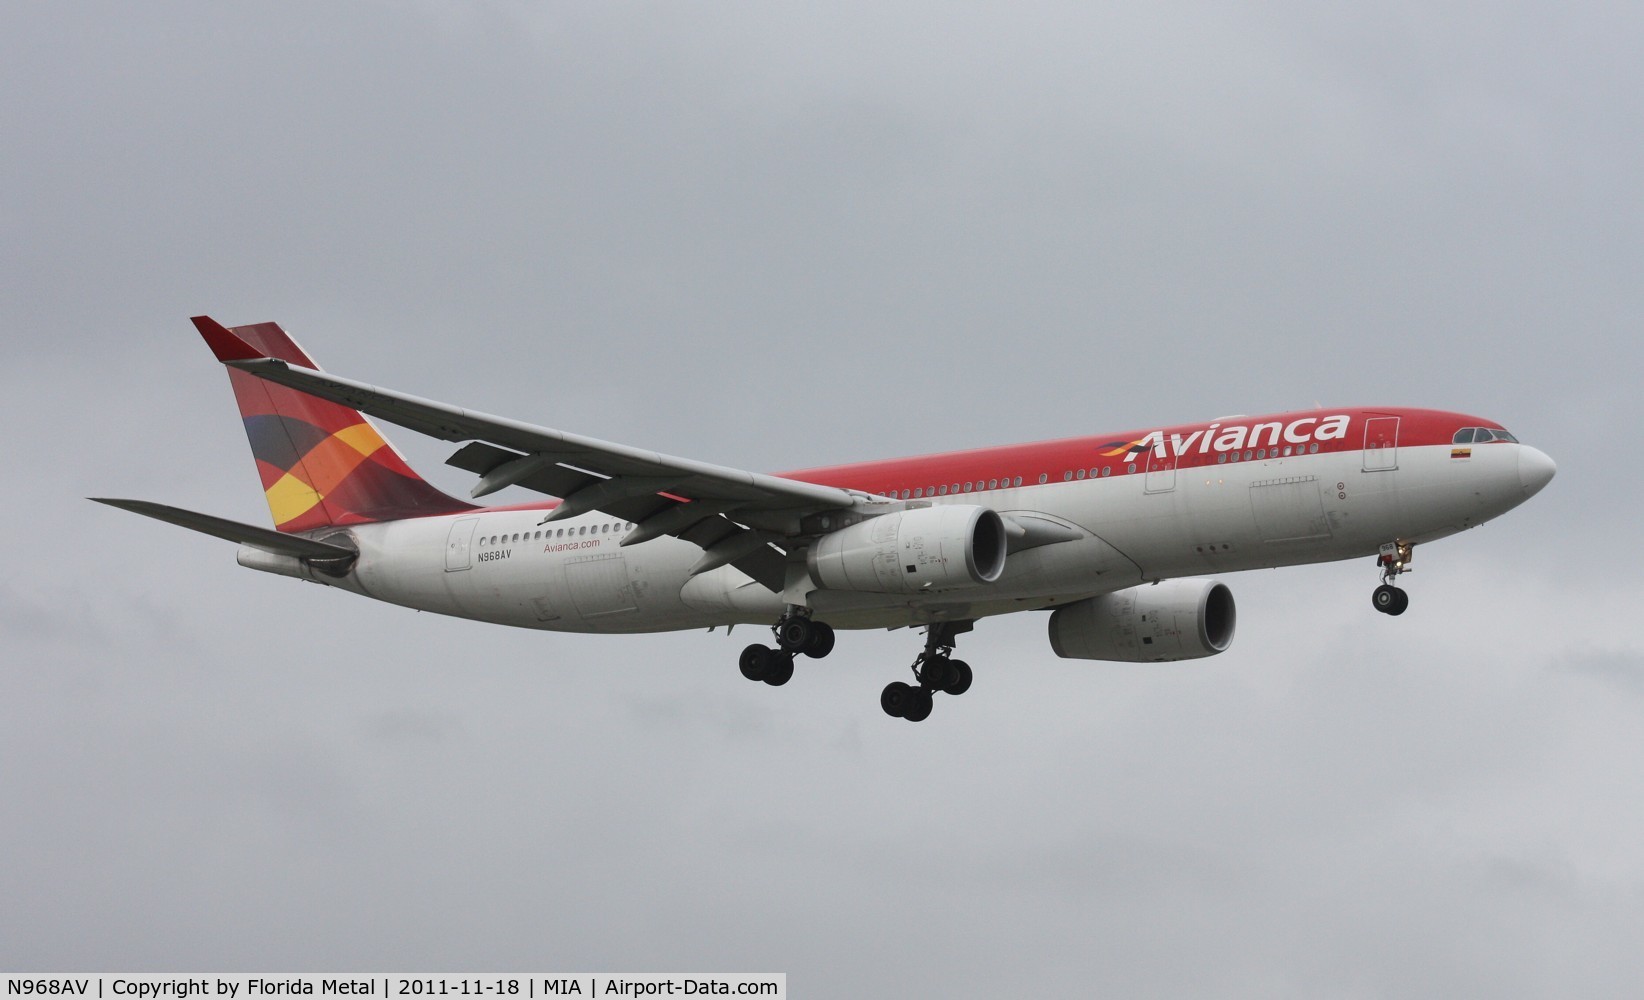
[1451,447,1472,459]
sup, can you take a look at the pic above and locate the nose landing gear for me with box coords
[1372,541,1413,616]
[1372,583,1409,616]
[881,621,975,723]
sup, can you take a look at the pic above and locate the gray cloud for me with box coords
[4,1,1642,995]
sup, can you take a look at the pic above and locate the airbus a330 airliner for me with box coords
[97,317,1556,722]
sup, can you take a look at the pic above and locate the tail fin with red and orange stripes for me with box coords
[192,316,474,533]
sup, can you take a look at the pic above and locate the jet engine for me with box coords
[1048,579,1236,662]
[807,505,1008,594]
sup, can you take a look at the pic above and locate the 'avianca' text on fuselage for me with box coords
[95,316,1557,724]
[1112,414,1351,461]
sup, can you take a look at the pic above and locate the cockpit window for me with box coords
[1455,426,1519,445]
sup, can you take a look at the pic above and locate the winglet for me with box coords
[191,315,265,363]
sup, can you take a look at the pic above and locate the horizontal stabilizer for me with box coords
[90,498,357,559]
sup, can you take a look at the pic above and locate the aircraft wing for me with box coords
[195,317,861,589]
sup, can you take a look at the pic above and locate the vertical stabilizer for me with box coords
[192,316,475,532]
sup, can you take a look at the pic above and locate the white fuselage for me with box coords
[293,439,1539,634]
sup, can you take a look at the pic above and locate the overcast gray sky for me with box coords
[4,2,1641,995]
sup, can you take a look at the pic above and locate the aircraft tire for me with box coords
[1372,584,1399,614]
[739,644,771,681]
[1388,588,1410,616]
[802,621,835,659]
[881,681,913,718]
[921,655,953,691]
[944,660,973,696]
[763,652,795,686]
[776,617,814,653]
[903,688,934,723]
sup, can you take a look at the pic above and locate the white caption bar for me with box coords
[2,977,784,1000]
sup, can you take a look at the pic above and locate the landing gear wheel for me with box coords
[739,644,771,681]
[776,617,814,653]
[920,655,953,691]
[1373,584,1410,615]
[881,681,914,718]
[802,621,835,659]
[762,652,795,686]
[879,620,976,719]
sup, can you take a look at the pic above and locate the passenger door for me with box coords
[445,517,478,571]
[1362,416,1400,472]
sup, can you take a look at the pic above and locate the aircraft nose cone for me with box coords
[1518,446,1556,496]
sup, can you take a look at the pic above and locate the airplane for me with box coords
[95,316,1557,722]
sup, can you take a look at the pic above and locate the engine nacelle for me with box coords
[807,505,1007,594]
[1048,579,1236,662]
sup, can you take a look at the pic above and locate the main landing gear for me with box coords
[881,621,974,724]
[737,610,835,687]
[1372,541,1414,616]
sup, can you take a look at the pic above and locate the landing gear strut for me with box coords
[1372,541,1413,616]
[737,609,835,687]
[881,621,975,723]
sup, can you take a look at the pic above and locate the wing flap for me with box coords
[729,544,787,592]
[447,442,601,500]
[449,442,718,535]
